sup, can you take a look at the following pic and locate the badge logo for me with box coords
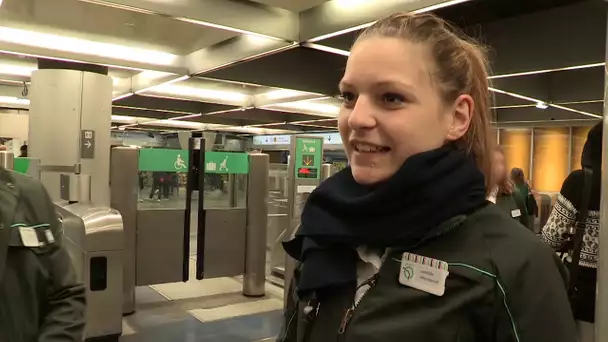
[402,264,414,280]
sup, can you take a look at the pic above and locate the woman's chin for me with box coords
[351,165,391,185]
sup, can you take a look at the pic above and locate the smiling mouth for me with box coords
[352,142,391,153]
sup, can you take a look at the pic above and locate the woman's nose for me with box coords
[348,97,377,130]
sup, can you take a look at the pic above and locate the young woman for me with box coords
[278,13,576,342]
[489,147,529,228]
[542,122,602,341]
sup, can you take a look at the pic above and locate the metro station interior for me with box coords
[0,0,607,341]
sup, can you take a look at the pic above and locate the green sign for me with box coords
[13,158,30,174]
[205,152,249,174]
[139,149,249,174]
[294,137,322,179]
[139,149,189,172]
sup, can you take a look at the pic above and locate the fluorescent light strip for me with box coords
[488,87,602,118]
[549,104,602,119]
[489,62,605,79]
[113,105,198,116]
[0,50,148,73]
[302,43,350,56]
[0,27,180,67]
[411,0,473,13]
[134,75,190,94]
[112,92,133,102]
[175,17,288,42]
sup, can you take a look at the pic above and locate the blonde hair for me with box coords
[356,13,495,189]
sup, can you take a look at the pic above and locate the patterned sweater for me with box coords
[541,177,600,269]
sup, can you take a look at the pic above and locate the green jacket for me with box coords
[0,168,85,342]
[278,204,576,342]
[496,192,530,229]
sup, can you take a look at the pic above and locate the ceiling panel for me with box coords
[113,95,238,114]
[201,46,347,95]
[1,0,237,54]
[248,0,329,12]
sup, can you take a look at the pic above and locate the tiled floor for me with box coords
[120,275,284,341]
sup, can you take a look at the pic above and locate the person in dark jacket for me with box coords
[488,146,529,228]
[278,13,576,342]
[0,165,86,341]
[542,122,602,341]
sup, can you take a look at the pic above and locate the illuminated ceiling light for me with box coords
[134,75,190,94]
[168,113,202,120]
[112,92,134,102]
[549,104,601,119]
[307,22,374,43]
[535,102,549,110]
[488,87,602,119]
[302,43,350,56]
[110,115,137,123]
[260,89,317,100]
[0,64,36,77]
[150,84,249,103]
[174,17,288,42]
[0,96,29,105]
[0,27,180,67]
[411,0,473,13]
[266,100,340,117]
[0,0,3,6]
[489,62,605,79]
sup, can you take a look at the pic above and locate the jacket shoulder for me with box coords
[468,205,577,340]
[6,170,46,194]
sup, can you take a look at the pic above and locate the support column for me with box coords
[29,60,113,206]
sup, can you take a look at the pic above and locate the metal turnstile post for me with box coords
[321,163,334,181]
[243,153,269,297]
[0,151,14,170]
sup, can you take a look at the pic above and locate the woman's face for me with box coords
[492,151,506,183]
[338,37,473,185]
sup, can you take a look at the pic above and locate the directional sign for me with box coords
[81,130,95,159]
[294,137,322,180]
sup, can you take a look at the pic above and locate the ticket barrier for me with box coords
[110,141,270,311]
[56,175,124,341]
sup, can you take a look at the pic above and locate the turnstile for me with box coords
[58,203,124,342]
[110,139,270,306]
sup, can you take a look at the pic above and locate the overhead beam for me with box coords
[78,0,299,41]
[187,36,295,76]
[299,0,467,42]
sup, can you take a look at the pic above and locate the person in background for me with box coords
[542,122,602,342]
[278,12,575,342]
[18,144,27,158]
[511,168,539,221]
[488,147,529,228]
[0,159,86,341]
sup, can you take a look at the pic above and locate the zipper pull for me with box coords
[338,308,354,335]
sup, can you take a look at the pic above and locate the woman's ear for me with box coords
[446,94,474,141]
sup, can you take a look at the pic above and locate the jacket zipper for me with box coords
[337,273,380,337]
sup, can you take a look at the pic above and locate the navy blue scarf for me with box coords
[283,144,487,295]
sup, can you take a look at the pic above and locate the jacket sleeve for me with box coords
[37,184,86,342]
[495,241,577,342]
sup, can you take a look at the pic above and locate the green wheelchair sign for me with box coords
[138,149,249,174]
[139,149,189,172]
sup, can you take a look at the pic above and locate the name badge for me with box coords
[399,253,449,296]
[19,227,41,247]
[511,209,521,218]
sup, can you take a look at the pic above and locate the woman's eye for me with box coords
[340,92,356,104]
[382,93,406,104]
